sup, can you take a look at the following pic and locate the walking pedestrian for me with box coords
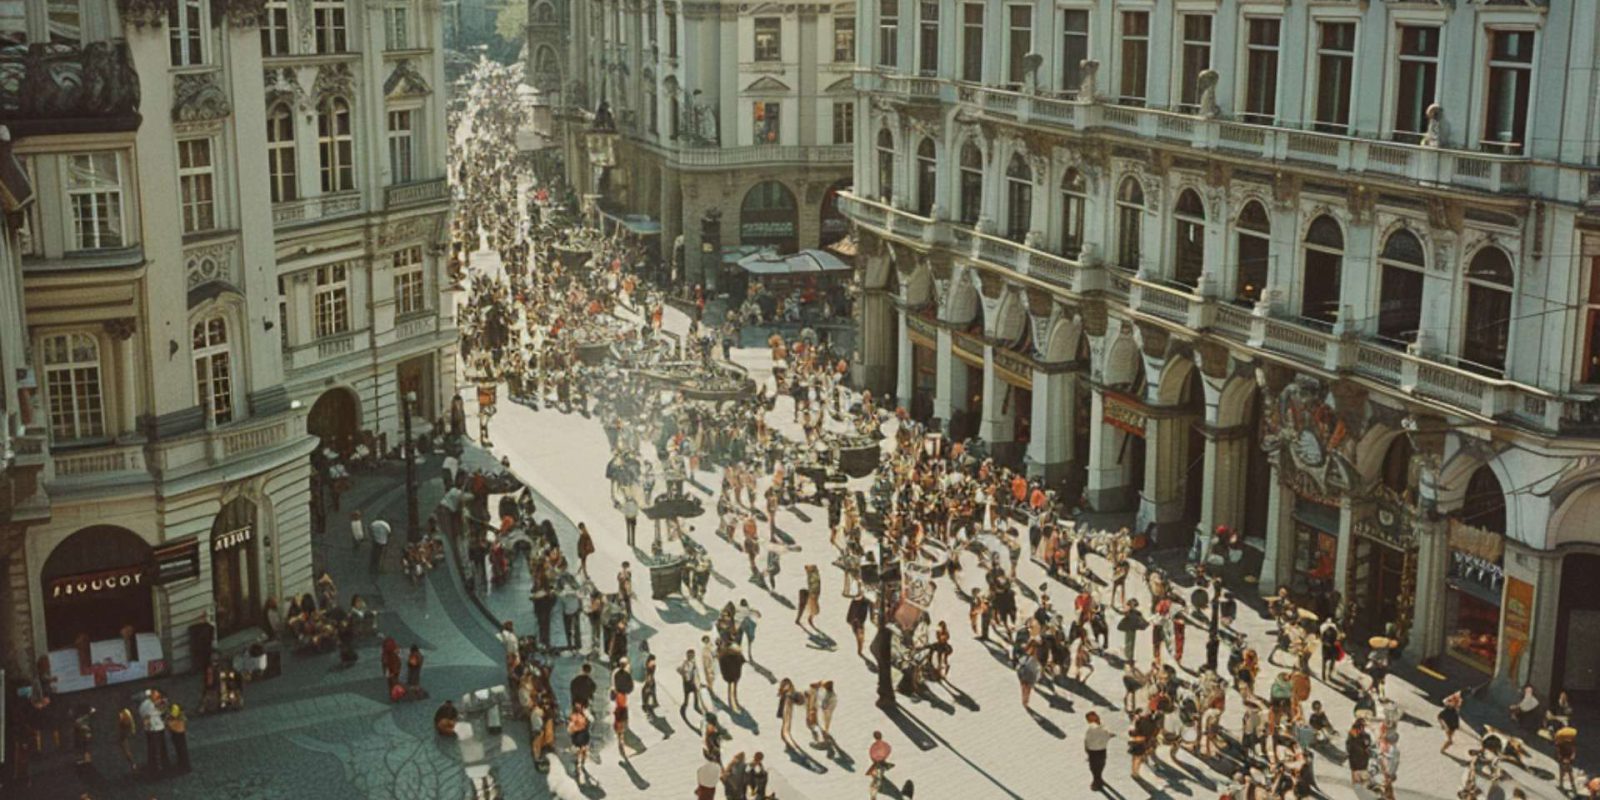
[1438,691,1462,754]
[848,591,871,657]
[617,561,634,619]
[166,703,190,773]
[1128,708,1157,780]
[679,649,704,717]
[720,643,746,712]
[802,564,822,628]
[736,600,762,661]
[381,637,403,699]
[406,645,426,697]
[622,493,639,548]
[1084,711,1113,791]
[349,509,366,552]
[612,689,633,761]
[139,689,170,775]
[114,706,139,774]
[777,678,799,748]
[369,517,391,573]
[576,522,595,576]
[641,653,659,716]
[568,705,591,783]
[748,751,770,799]
[560,577,583,651]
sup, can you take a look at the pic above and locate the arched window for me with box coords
[267,103,297,203]
[1463,247,1514,374]
[915,137,937,216]
[40,333,105,442]
[1115,176,1144,270]
[1004,154,1032,243]
[1378,229,1427,345]
[876,128,895,203]
[1234,200,1270,306]
[1301,215,1344,326]
[1059,169,1085,258]
[317,97,354,193]
[958,142,983,226]
[1173,189,1206,289]
[1380,435,1415,496]
[193,316,234,424]
[1461,466,1507,535]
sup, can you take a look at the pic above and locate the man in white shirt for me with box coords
[442,453,460,487]
[496,620,519,660]
[349,510,365,552]
[677,649,703,717]
[139,689,170,774]
[369,518,391,573]
[621,494,639,548]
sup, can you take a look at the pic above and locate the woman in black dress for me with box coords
[718,644,746,712]
[847,592,871,657]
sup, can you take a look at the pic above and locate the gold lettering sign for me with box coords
[49,567,147,599]
[1103,393,1146,438]
[212,525,254,552]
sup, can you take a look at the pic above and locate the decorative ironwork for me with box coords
[172,71,232,123]
[0,42,141,131]
[384,59,430,98]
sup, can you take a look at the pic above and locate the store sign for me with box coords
[153,538,201,585]
[740,220,795,240]
[1503,577,1535,678]
[1103,393,1146,438]
[49,566,147,599]
[212,525,254,553]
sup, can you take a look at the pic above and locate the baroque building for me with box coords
[844,0,1600,695]
[0,0,452,685]
[559,0,854,288]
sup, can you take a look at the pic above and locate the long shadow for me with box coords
[726,703,762,736]
[768,593,796,610]
[1042,687,1076,714]
[815,735,857,772]
[656,599,716,630]
[1026,707,1068,739]
[804,630,839,652]
[911,688,955,716]
[578,779,609,799]
[1063,677,1120,710]
[784,743,829,774]
[647,713,675,740]
[788,508,813,524]
[619,758,651,791]
[883,705,1031,800]
[748,660,779,685]
[940,681,981,712]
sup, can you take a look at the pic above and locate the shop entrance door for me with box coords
[1350,538,1408,639]
[211,497,260,637]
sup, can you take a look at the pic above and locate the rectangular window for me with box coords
[832,16,853,62]
[878,0,897,68]
[753,101,780,145]
[169,0,206,66]
[262,0,291,55]
[313,0,348,54]
[1314,21,1355,134]
[393,246,426,315]
[318,100,355,193]
[387,109,414,184]
[192,318,232,424]
[267,107,297,203]
[1177,14,1212,111]
[384,3,411,50]
[753,17,780,61]
[1242,17,1279,124]
[66,152,124,251]
[1483,29,1534,154]
[276,276,289,351]
[918,1,938,76]
[1119,11,1149,106]
[313,263,351,337]
[667,11,678,57]
[961,3,983,82]
[832,101,854,145]
[41,333,104,442]
[1394,25,1441,144]
[178,138,217,234]
[1006,5,1031,87]
[648,88,658,133]
[1583,258,1600,384]
[1060,9,1089,96]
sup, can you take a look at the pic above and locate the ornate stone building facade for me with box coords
[0,0,452,682]
[845,0,1600,694]
[561,0,854,288]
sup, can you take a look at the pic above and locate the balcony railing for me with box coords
[395,314,437,341]
[217,418,290,459]
[665,144,852,169]
[384,178,450,210]
[52,443,145,479]
[273,192,362,226]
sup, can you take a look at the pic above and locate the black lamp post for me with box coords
[403,390,420,543]
[875,532,895,710]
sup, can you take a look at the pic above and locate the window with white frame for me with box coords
[1005,5,1031,88]
[178,138,217,234]
[267,103,297,203]
[1115,176,1144,270]
[40,332,104,442]
[1301,215,1344,326]
[1394,25,1441,144]
[1059,9,1088,96]
[960,2,983,82]
[1377,229,1426,345]
[832,101,853,145]
[1118,11,1149,106]
[958,142,983,225]
[917,0,938,76]
[193,316,233,424]
[1312,21,1355,135]
[1483,29,1533,154]
[876,128,895,202]
[914,138,936,216]
[1242,17,1279,125]
[1058,169,1085,257]
[753,17,780,61]
[752,101,780,144]
[276,276,289,351]
[1003,154,1032,243]
[384,1,412,50]
[1177,14,1212,112]
[393,246,426,315]
[169,0,207,66]
[313,0,348,54]
[878,0,897,68]
[66,152,125,251]
[262,0,291,55]
[318,97,355,193]
[1463,247,1515,374]
[387,109,415,184]
[832,15,853,62]
[1234,201,1270,306]
[1172,189,1205,289]
[313,262,351,337]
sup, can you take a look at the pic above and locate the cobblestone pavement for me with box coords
[11,451,547,800]
[457,299,1589,800]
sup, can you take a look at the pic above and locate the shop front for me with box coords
[212,497,261,638]
[397,353,438,425]
[1443,467,1509,672]
[907,314,936,423]
[40,525,167,692]
[993,346,1033,466]
[951,333,984,441]
[1101,390,1148,515]
[1348,494,1419,641]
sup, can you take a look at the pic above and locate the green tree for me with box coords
[494,3,528,46]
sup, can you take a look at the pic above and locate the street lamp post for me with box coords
[875,532,895,710]
[403,390,420,543]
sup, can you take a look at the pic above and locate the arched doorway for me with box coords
[1554,553,1600,697]
[308,387,361,454]
[1095,335,1147,512]
[819,178,851,248]
[1442,466,1507,673]
[740,180,799,254]
[42,526,155,650]
[211,497,261,637]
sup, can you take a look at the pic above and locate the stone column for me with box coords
[1085,388,1133,511]
[1195,422,1248,559]
[660,167,682,284]
[1026,369,1073,484]
[1137,413,1187,542]
[1407,518,1450,661]
[979,345,1016,461]
[896,309,912,406]
[856,288,896,396]
[1258,466,1295,595]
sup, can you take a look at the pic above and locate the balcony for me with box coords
[663,144,852,170]
[384,178,450,210]
[50,442,147,481]
[0,41,140,137]
[395,313,437,341]
[272,192,363,227]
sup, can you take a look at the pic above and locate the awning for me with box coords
[737,248,853,276]
[597,207,662,235]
